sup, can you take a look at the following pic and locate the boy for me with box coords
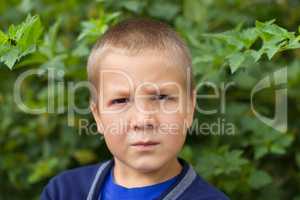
[41,18,229,200]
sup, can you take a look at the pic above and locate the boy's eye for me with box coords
[111,98,129,105]
[151,94,174,101]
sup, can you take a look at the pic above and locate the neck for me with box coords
[112,158,182,188]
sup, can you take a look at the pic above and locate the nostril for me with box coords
[134,124,154,131]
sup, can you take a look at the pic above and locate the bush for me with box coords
[1,1,300,199]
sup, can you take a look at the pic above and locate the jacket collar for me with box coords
[87,157,197,200]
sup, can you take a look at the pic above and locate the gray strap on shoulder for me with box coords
[162,165,197,200]
[86,160,111,200]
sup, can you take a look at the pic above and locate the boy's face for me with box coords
[91,49,196,173]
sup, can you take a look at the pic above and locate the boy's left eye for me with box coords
[151,94,173,101]
[111,98,130,105]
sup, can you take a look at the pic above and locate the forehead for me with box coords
[98,50,187,92]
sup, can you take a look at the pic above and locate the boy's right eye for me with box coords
[111,98,129,105]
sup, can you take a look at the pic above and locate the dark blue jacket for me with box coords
[41,158,230,200]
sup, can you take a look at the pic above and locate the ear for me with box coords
[90,102,104,134]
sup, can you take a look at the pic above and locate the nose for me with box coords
[128,98,158,132]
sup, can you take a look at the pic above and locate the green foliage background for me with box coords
[1,0,300,199]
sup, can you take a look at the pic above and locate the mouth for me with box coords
[131,141,160,150]
[132,141,160,146]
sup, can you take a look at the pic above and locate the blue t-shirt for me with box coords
[99,167,180,200]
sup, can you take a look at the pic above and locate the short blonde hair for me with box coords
[87,18,194,104]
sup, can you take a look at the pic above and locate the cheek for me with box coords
[100,113,127,133]
[160,131,186,157]
[158,113,188,135]
[99,114,128,152]
[104,132,127,156]
[160,100,180,113]
[158,114,187,151]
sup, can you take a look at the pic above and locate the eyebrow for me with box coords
[112,89,131,96]
[110,85,175,96]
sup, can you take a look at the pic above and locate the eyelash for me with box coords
[111,98,130,105]
[111,95,175,105]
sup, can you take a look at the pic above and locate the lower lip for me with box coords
[131,144,159,151]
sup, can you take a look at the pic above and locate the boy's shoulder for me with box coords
[51,162,101,183]
[182,173,230,200]
[40,160,110,200]
[161,158,229,200]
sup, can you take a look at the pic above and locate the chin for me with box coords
[129,156,166,173]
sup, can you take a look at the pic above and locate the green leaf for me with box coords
[148,1,180,20]
[183,0,205,23]
[255,19,276,29]
[72,44,90,57]
[222,150,248,175]
[285,37,300,49]
[254,146,268,160]
[249,49,263,62]
[248,169,272,189]
[240,28,259,48]
[77,12,120,42]
[28,158,59,183]
[18,15,43,52]
[0,47,20,69]
[121,0,146,14]
[0,15,43,69]
[40,18,63,58]
[265,44,280,60]
[197,147,248,178]
[0,30,8,44]
[228,52,245,73]
[270,144,285,154]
